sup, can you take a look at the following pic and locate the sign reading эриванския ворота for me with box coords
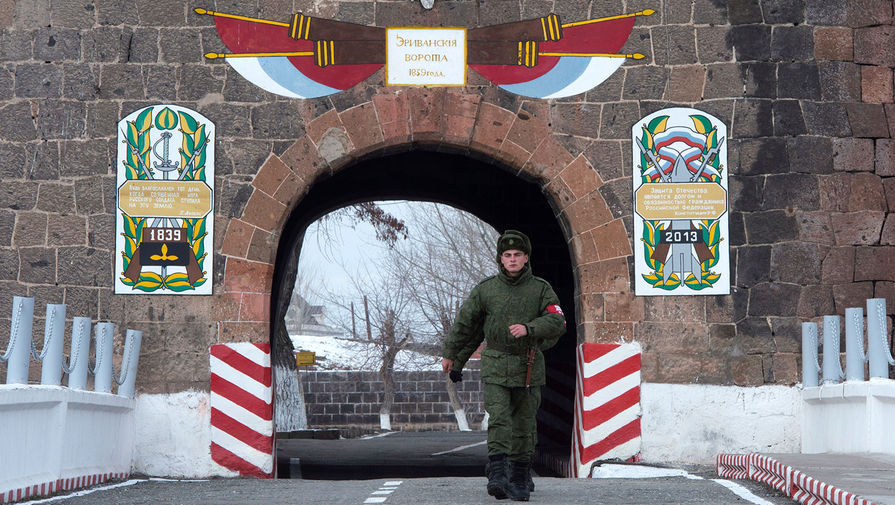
[386,28,466,86]
[114,105,215,295]
[632,107,730,296]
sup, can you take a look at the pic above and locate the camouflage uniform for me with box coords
[442,233,566,460]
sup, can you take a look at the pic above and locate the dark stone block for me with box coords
[777,62,820,100]
[60,140,110,177]
[772,242,825,283]
[599,102,640,140]
[57,247,111,285]
[1,31,33,61]
[251,103,307,140]
[697,26,734,64]
[98,64,145,100]
[0,248,19,280]
[33,27,81,61]
[0,68,12,102]
[737,137,788,175]
[83,27,125,62]
[178,64,224,101]
[704,63,742,99]
[19,247,56,284]
[818,61,862,102]
[694,0,728,24]
[847,103,891,138]
[159,29,202,63]
[730,211,747,247]
[797,285,836,318]
[734,99,774,137]
[731,175,764,212]
[806,0,848,24]
[735,317,775,352]
[0,210,12,246]
[743,62,777,98]
[15,63,63,99]
[0,142,26,179]
[802,102,852,137]
[748,283,801,316]
[771,26,813,62]
[773,100,806,136]
[598,178,631,220]
[98,0,139,25]
[770,317,802,352]
[762,0,805,23]
[736,245,771,288]
[744,210,799,243]
[63,64,99,101]
[728,25,771,61]
[655,26,697,65]
[38,100,86,139]
[787,136,833,174]
[26,142,60,180]
[144,65,178,100]
[728,0,763,24]
[550,103,601,139]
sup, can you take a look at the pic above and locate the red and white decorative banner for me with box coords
[210,343,273,478]
[571,342,642,477]
[2,472,128,503]
[717,453,877,505]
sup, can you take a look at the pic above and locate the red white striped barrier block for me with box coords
[210,343,274,478]
[571,343,642,477]
[717,454,877,505]
[716,453,752,480]
[2,472,128,503]
[791,469,876,505]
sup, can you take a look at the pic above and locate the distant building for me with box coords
[284,296,342,338]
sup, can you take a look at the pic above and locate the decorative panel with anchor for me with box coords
[114,105,215,295]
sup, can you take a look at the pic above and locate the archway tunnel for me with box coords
[271,148,578,476]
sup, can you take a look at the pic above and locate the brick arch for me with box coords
[217,87,632,345]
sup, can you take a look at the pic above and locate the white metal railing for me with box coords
[1,296,142,396]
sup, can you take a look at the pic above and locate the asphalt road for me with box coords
[23,432,793,505]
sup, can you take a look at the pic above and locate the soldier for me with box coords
[442,230,566,501]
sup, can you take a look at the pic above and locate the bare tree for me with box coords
[302,202,497,431]
[379,204,498,429]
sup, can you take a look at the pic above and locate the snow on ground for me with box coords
[290,334,442,371]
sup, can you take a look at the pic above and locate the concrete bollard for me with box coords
[66,317,92,390]
[844,307,865,381]
[867,298,895,379]
[116,329,142,398]
[93,322,115,393]
[3,296,34,385]
[38,304,67,386]
[822,315,845,383]
[802,322,820,387]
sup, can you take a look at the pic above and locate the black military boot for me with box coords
[506,459,531,501]
[486,453,508,500]
[527,465,535,492]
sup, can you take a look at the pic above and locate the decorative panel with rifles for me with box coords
[114,105,215,295]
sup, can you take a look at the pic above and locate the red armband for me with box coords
[546,304,566,327]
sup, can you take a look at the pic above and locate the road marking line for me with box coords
[712,479,777,505]
[383,480,403,486]
[372,490,394,495]
[431,440,487,456]
[363,498,387,504]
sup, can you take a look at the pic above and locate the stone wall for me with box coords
[300,370,484,430]
[0,0,892,393]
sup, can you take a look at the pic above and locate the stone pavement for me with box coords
[760,453,895,505]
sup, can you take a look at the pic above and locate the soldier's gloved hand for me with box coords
[449,370,463,383]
